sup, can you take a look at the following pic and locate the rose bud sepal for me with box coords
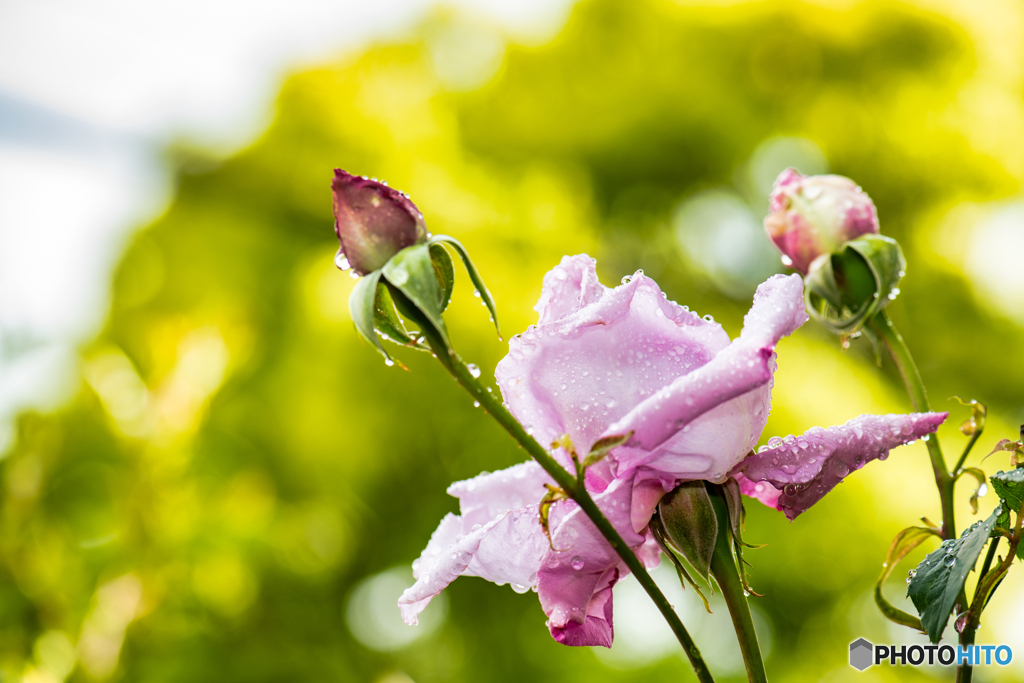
[656,481,719,582]
[803,233,906,335]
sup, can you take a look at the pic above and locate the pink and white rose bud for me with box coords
[764,168,879,274]
[331,169,428,275]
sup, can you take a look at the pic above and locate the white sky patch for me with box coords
[0,0,578,436]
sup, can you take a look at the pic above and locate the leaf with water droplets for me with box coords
[874,525,939,631]
[990,469,1024,513]
[907,507,1000,642]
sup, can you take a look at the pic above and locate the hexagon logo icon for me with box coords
[850,638,874,671]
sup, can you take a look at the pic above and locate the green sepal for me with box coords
[650,517,712,613]
[874,525,939,631]
[429,235,501,339]
[657,481,718,582]
[382,243,451,351]
[582,432,633,469]
[348,270,395,363]
[373,279,429,352]
[990,469,1024,512]
[907,507,1001,642]
[430,243,455,312]
[804,234,906,335]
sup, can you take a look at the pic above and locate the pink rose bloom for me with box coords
[400,256,945,647]
[764,168,879,274]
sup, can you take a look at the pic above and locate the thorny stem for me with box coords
[957,501,1024,683]
[422,330,715,683]
[869,311,955,541]
[708,486,768,683]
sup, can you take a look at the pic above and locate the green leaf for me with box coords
[382,243,450,349]
[429,235,501,338]
[348,270,393,363]
[874,526,939,631]
[430,243,454,312]
[657,482,718,581]
[804,234,906,335]
[991,469,1024,512]
[907,507,1001,642]
[958,467,988,515]
[951,396,987,437]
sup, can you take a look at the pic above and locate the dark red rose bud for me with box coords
[332,169,428,275]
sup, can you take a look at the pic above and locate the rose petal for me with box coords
[549,571,616,648]
[736,412,948,519]
[733,472,782,510]
[496,262,729,456]
[604,274,806,482]
[448,461,552,528]
[399,462,554,625]
[534,254,607,325]
[538,475,643,643]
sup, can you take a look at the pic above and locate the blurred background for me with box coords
[2,0,1024,681]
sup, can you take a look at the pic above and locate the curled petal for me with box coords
[538,475,644,647]
[534,254,607,325]
[604,274,807,482]
[733,472,782,510]
[736,412,948,520]
[549,572,616,647]
[399,463,553,625]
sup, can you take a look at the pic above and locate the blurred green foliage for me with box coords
[3,0,1024,681]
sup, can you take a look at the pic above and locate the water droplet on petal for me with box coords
[571,556,585,571]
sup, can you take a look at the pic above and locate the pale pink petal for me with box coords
[447,461,552,528]
[549,571,616,648]
[534,254,607,325]
[538,475,644,646]
[496,266,730,455]
[399,513,480,625]
[604,274,806,482]
[735,412,947,519]
[400,462,553,625]
[733,472,782,510]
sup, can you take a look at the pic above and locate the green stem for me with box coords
[869,311,955,540]
[425,335,714,682]
[952,431,982,476]
[708,486,768,683]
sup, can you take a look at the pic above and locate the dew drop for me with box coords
[467,363,482,378]
[335,253,350,270]
[571,556,585,571]
[473,401,481,408]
